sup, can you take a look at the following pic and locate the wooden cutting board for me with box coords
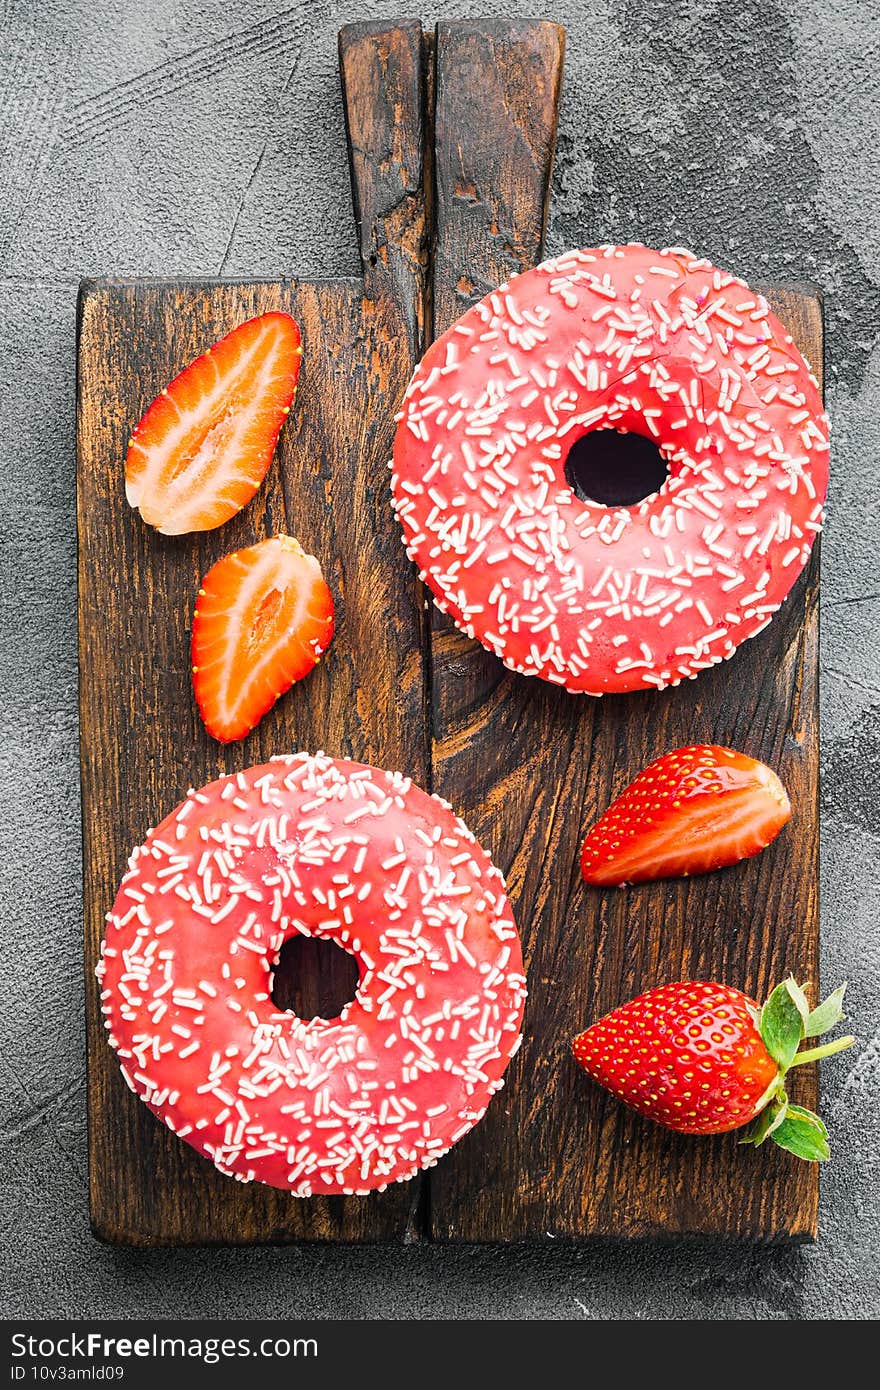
[77,18,822,1245]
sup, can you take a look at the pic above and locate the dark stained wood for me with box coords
[429,397,821,1242]
[77,20,428,1247]
[426,21,821,1242]
[339,18,430,357]
[79,17,823,1246]
[432,18,564,332]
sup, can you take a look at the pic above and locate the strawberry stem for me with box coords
[752,979,856,1161]
[787,1034,856,1068]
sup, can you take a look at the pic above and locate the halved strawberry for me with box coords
[581,745,791,886]
[572,977,854,1157]
[191,535,333,743]
[125,311,301,535]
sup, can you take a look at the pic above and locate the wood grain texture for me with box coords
[432,18,564,334]
[78,278,426,1245]
[339,17,429,355]
[429,517,821,1241]
[78,24,429,1247]
[78,16,823,1245]
[425,21,821,1242]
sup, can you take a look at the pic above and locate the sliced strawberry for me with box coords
[126,312,301,535]
[572,977,854,1156]
[580,744,791,886]
[191,536,333,743]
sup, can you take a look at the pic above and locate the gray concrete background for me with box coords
[1,0,878,1319]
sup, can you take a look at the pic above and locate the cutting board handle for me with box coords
[338,19,430,356]
[431,19,565,337]
[339,18,565,355]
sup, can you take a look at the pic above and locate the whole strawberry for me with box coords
[572,978,854,1159]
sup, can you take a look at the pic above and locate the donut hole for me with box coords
[564,429,669,507]
[271,933,360,1023]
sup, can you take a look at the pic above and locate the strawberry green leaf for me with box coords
[785,1104,829,1140]
[771,1106,830,1162]
[805,983,847,1038]
[739,1096,787,1148]
[760,980,805,1070]
[764,1098,790,1140]
[784,977,810,1028]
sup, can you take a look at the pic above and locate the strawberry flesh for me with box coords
[581,744,791,885]
[126,311,301,535]
[192,535,333,743]
[572,981,779,1134]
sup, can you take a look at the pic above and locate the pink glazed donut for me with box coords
[391,244,829,693]
[98,754,526,1194]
